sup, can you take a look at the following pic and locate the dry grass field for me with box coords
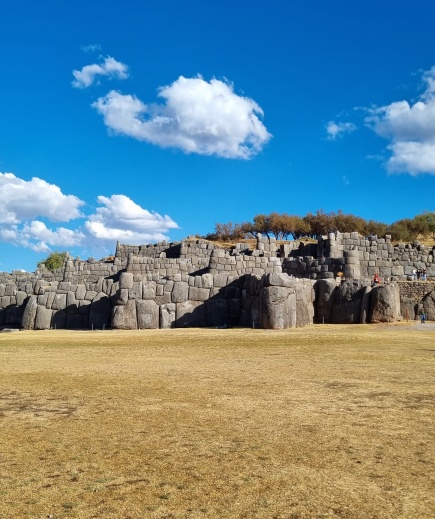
[1,324,435,519]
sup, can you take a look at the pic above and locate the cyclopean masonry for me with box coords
[1,232,435,330]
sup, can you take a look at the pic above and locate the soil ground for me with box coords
[1,324,435,518]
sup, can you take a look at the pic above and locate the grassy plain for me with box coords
[0,324,435,519]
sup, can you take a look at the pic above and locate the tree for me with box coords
[414,211,435,238]
[37,251,68,271]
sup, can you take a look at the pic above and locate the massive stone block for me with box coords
[89,292,112,329]
[176,301,206,327]
[35,306,53,330]
[160,303,176,329]
[331,280,369,324]
[315,279,337,323]
[112,300,137,329]
[22,295,38,329]
[422,291,435,321]
[136,299,159,329]
[172,281,189,303]
[369,283,401,323]
[260,286,294,329]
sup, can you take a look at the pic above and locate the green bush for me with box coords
[37,251,68,271]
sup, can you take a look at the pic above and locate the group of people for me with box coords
[412,268,427,281]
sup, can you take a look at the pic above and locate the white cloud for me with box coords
[326,121,356,140]
[72,56,128,89]
[92,76,271,158]
[0,173,179,255]
[85,194,179,244]
[0,222,85,253]
[365,66,435,175]
[0,172,84,223]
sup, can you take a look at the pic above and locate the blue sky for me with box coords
[2,0,435,272]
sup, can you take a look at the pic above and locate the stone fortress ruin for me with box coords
[1,231,435,330]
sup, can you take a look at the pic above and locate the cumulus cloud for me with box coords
[326,121,356,140]
[365,66,435,175]
[85,194,179,244]
[0,172,84,223]
[72,56,128,89]
[2,222,85,253]
[0,173,178,255]
[92,76,271,158]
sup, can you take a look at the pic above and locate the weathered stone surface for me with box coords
[22,295,38,329]
[369,283,401,323]
[89,293,112,329]
[136,299,159,329]
[201,273,214,288]
[52,293,67,311]
[359,286,371,324]
[296,283,313,327]
[260,286,295,329]
[331,280,369,324]
[76,285,86,300]
[189,287,210,301]
[119,272,134,290]
[176,301,206,327]
[315,279,337,323]
[265,272,297,288]
[400,297,418,321]
[423,290,435,321]
[85,290,98,301]
[35,306,53,330]
[112,300,137,329]
[66,291,78,312]
[16,291,27,306]
[172,281,189,303]
[160,303,176,328]
[142,281,156,300]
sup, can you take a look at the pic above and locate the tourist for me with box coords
[372,273,380,286]
[417,268,422,280]
[412,268,417,280]
[420,310,426,324]
[422,269,427,281]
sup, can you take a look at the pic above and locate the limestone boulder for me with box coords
[21,295,38,329]
[35,306,53,330]
[89,293,112,329]
[314,279,337,323]
[331,279,369,324]
[112,300,137,329]
[260,286,295,329]
[160,303,176,329]
[369,283,401,323]
[136,299,159,329]
[423,290,435,321]
[175,301,206,327]
[172,281,189,303]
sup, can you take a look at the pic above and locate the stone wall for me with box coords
[1,233,435,330]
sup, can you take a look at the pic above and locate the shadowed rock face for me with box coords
[331,280,369,324]
[369,283,401,323]
[423,291,435,321]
